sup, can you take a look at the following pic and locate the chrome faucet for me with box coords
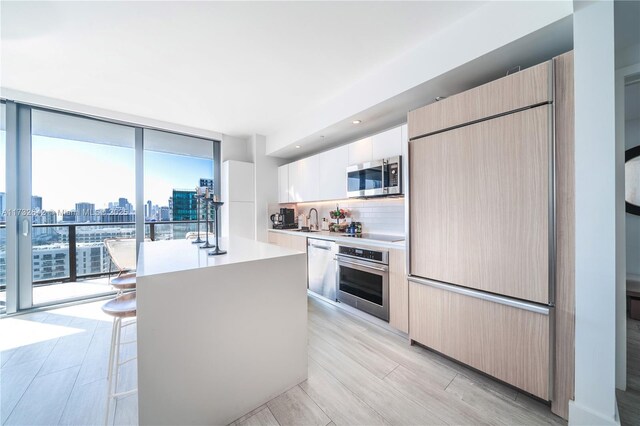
[308,208,319,231]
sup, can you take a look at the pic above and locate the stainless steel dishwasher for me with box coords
[307,238,338,301]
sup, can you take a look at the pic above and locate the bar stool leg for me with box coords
[104,317,121,426]
[107,318,117,382]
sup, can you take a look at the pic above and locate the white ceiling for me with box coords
[0,1,486,139]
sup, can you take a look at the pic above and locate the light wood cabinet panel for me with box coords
[389,248,408,333]
[278,164,289,203]
[410,106,550,304]
[409,281,550,400]
[348,137,373,165]
[372,126,402,160]
[268,231,281,246]
[268,232,307,253]
[552,51,575,420]
[318,145,348,201]
[408,61,551,139]
[289,233,308,253]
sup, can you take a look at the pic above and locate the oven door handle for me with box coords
[336,258,388,272]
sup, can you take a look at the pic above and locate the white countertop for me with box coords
[268,228,406,249]
[137,237,304,277]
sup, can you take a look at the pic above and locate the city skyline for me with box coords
[0,133,214,213]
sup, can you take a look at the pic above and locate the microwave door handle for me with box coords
[382,159,387,193]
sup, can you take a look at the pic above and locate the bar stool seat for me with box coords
[102,293,137,425]
[109,273,137,291]
[102,292,136,318]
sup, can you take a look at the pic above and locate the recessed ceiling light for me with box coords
[352,120,362,124]
[295,145,301,149]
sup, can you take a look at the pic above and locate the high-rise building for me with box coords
[62,210,77,222]
[75,202,95,223]
[31,195,42,211]
[146,200,152,219]
[171,190,197,221]
[98,209,134,223]
[118,197,128,209]
[160,206,170,221]
[43,210,57,224]
[117,197,133,214]
[0,192,5,222]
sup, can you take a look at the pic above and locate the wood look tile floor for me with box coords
[1,296,568,426]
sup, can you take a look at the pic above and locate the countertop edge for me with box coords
[267,228,406,250]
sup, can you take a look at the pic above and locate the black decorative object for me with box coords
[208,202,227,256]
[199,195,215,249]
[192,194,205,244]
[626,146,640,216]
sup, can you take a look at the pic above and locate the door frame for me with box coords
[615,61,640,391]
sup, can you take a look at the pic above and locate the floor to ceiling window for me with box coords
[0,103,6,314]
[30,109,137,307]
[143,129,217,241]
[0,102,220,314]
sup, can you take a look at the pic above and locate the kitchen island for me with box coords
[136,237,308,426]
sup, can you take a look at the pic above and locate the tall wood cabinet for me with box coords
[389,248,409,333]
[407,52,574,416]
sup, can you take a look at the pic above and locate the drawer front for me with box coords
[409,281,550,400]
[408,60,551,139]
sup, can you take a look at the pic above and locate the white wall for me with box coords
[570,1,620,425]
[221,134,251,163]
[249,134,286,242]
[626,117,640,276]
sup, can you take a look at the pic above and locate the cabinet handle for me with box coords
[408,275,550,315]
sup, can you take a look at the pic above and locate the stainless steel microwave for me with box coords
[346,156,402,198]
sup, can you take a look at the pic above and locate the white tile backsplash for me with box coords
[270,198,405,236]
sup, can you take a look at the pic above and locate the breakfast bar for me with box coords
[135,237,308,426]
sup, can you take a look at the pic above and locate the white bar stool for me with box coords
[102,292,137,426]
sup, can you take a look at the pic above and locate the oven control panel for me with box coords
[338,246,388,264]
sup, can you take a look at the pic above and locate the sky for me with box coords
[0,132,213,213]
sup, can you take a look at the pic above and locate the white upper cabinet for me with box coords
[278,164,289,203]
[348,137,373,165]
[289,156,320,202]
[318,145,348,201]
[372,126,403,160]
[279,124,404,203]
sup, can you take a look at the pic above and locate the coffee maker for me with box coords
[271,208,297,229]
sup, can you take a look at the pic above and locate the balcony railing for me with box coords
[12,220,205,285]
